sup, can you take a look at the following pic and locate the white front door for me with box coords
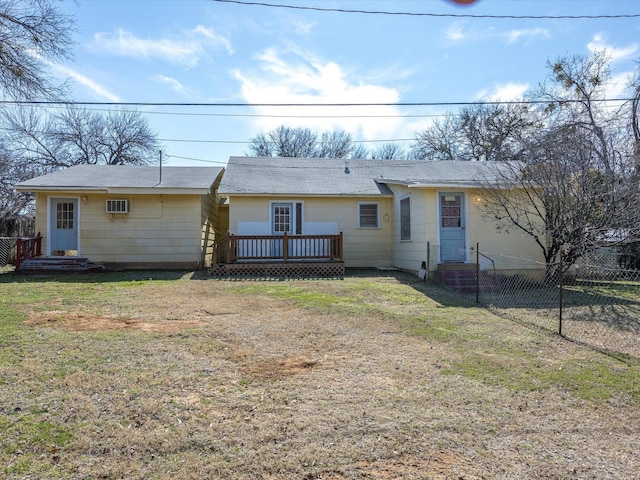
[50,198,79,254]
[271,202,293,257]
[439,193,466,262]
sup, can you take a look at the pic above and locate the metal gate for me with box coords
[0,237,17,266]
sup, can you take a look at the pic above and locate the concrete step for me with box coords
[18,257,105,273]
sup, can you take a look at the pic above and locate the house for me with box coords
[15,164,224,270]
[216,156,544,277]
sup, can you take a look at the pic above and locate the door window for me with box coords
[56,202,75,230]
[273,205,292,233]
[440,195,461,227]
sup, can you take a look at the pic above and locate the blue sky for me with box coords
[53,0,640,167]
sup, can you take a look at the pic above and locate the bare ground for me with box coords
[2,271,639,479]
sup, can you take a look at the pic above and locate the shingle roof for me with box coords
[16,165,223,194]
[218,156,507,196]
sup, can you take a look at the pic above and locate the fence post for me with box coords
[559,250,564,336]
[15,238,22,271]
[426,241,430,281]
[476,242,480,303]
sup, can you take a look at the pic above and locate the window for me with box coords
[358,203,379,228]
[56,202,74,230]
[400,196,411,241]
[273,205,291,233]
[441,195,461,227]
[295,202,303,234]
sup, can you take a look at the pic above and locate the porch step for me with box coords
[18,257,106,273]
[434,264,478,293]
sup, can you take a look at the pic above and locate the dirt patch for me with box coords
[244,356,319,379]
[26,311,206,333]
[356,451,479,480]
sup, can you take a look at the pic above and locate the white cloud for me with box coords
[291,18,316,35]
[92,25,232,67]
[606,71,632,100]
[587,34,638,62]
[232,48,406,141]
[53,65,120,102]
[445,23,466,42]
[506,28,550,44]
[475,82,529,101]
[154,75,186,94]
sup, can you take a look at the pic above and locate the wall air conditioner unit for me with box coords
[106,199,129,214]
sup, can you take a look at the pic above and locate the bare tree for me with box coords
[535,52,617,176]
[0,139,41,216]
[2,106,159,169]
[480,123,640,281]
[247,125,359,158]
[412,105,533,162]
[412,112,462,161]
[371,142,406,160]
[315,130,353,158]
[0,0,74,100]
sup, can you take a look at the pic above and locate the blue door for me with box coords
[439,193,466,262]
[50,198,78,253]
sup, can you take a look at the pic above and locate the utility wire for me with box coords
[211,0,640,19]
[0,98,634,107]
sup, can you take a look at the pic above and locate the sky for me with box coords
[51,0,640,167]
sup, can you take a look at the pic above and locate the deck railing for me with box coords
[213,232,343,264]
[15,232,43,270]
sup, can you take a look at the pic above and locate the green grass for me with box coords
[231,275,640,402]
[1,269,640,478]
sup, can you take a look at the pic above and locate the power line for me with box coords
[159,137,414,144]
[211,0,640,20]
[1,98,634,108]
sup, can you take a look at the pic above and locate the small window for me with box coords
[295,202,303,235]
[358,203,379,228]
[400,196,411,241]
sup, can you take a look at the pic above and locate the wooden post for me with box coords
[226,234,233,264]
[339,232,344,262]
[35,232,42,257]
[283,232,288,263]
[15,238,22,271]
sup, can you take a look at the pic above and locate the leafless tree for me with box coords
[412,104,533,162]
[247,125,361,158]
[0,139,40,216]
[0,0,74,101]
[2,106,159,169]
[371,142,406,160]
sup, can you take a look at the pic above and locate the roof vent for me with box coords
[344,159,350,174]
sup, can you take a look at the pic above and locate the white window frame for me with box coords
[357,202,380,229]
[400,194,411,241]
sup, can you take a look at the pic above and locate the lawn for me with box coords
[1,269,639,479]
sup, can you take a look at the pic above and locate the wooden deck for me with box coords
[209,233,345,278]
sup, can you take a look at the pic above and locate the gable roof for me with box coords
[218,156,509,197]
[16,165,223,195]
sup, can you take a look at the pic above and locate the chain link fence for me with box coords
[473,247,640,360]
[0,237,18,267]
